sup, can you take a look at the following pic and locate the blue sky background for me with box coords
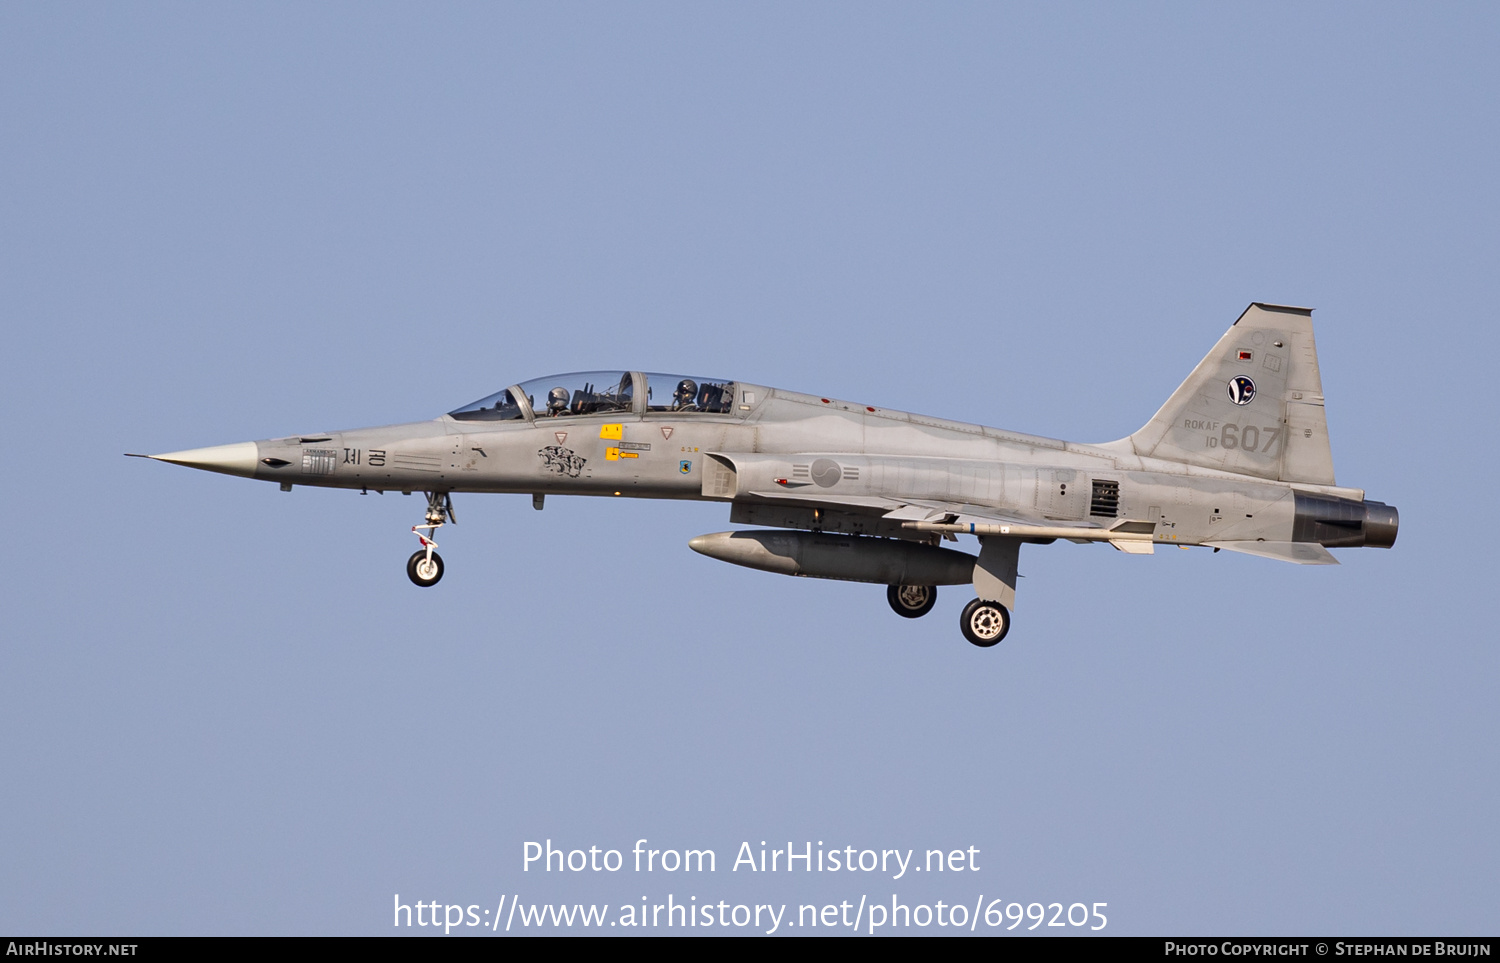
[1,2,1496,935]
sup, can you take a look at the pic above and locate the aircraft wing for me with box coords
[741,485,1080,528]
[717,452,1110,527]
[881,499,1094,530]
[721,452,1157,554]
[744,487,908,512]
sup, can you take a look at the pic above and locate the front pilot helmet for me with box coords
[547,387,569,413]
[675,379,697,404]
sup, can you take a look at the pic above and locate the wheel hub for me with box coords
[970,607,1004,639]
[898,585,930,609]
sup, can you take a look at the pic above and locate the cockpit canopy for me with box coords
[449,372,737,422]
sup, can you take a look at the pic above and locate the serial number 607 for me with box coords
[1205,424,1282,452]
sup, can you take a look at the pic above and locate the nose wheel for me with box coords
[407,491,454,588]
[407,549,444,586]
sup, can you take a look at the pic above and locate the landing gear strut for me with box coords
[407,491,454,587]
[887,584,937,619]
[959,597,1010,647]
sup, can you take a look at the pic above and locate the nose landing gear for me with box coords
[407,491,454,587]
[407,548,444,586]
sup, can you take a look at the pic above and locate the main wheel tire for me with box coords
[887,584,937,619]
[959,597,1010,647]
[407,550,444,587]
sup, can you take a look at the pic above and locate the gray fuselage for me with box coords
[246,379,1383,551]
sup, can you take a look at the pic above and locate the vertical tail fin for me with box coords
[1115,303,1336,484]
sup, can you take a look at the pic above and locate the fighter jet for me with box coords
[131,303,1396,646]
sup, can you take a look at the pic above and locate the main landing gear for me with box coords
[407,491,454,587]
[959,597,1011,647]
[887,584,937,619]
[887,584,1013,646]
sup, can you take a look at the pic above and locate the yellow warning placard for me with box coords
[599,424,623,440]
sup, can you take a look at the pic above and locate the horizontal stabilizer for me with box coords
[1206,540,1339,565]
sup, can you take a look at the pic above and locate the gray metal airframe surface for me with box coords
[138,303,1397,639]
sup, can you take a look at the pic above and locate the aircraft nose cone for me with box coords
[145,441,260,478]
